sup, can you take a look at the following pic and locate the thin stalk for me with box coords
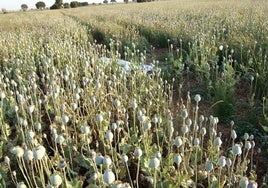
[125,161,134,188]
[207,172,211,188]
[30,162,38,188]
[250,147,254,171]
[17,158,32,188]
[153,169,157,188]
[22,159,35,188]
[7,163,17,185]
[218,167,222,188]
[195,147,198,186]
[155,123,160,150]
[230,155,237,185]
[201,135,204,163]
[136,158,140,188]
[109,142,118,180]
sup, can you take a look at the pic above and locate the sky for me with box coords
[0,0,108,10]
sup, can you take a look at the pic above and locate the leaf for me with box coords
[66,178,83,188]
[261,125,268,133]
[0,168,8,188]
[69,168,79,176]
[119,143,132,154]
[1,124,12,140]
[161,180,178,188]
[73,156,94,173]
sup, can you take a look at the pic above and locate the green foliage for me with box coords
[212,63,236,122]
[21,4,28,11]
[63,3,70,8]
[137,0,153,2]
[79,2,89,6]
[134,24,173,48]
[70,1,89,8]
[55,0,63,6]
[91,28,106,42]
[70,1,79,8]
[213,87,235,122]
[35,1,46,9]
[51,0,62,9]
[158,51,184,84]
[0,169,6,188]
[262,98,268,133]
[50,4,59,9]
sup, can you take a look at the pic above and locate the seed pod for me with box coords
[181,125,189,134]
[213,137,222,147]
[24,149,34,161]
[174,136,183,147]
[149,157,160,168]
[245,141,252,150]
[16,182,27,188]
[232,144,242,155]
[103,170,115,185]
[231,130,237,139]
[194,94,201,102]
[194,138,200,146]
[95,154,104,165]
[105,130,114,143]
[61,115,69,124]
[217,156,226,167]
[173,153,182,164]
[10,146,24,158]
[81,125,90,134]
[134,147,142,159]
[56,135,65,145]
[239,177,249,188]
[33,145,46,160]
[205,161,214,172]
[121,154,128,163]
[49,174,62,187]
[103,156,112,168]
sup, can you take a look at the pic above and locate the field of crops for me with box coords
[0,0,268,187]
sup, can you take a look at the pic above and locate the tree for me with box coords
[124,0,129,3]
[50,0,63,9]
[79,2,89,6]
[111,0,116,3]
[55,0,63,8]
[137,0,153,2]
[21,4,28,11]
[103,0,108,4]
[36,1,46,9]
[70,1,79,8]
[63,3,70,8]
[50,4,58,9]
[1,8,8,14]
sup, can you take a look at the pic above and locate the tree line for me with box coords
[50,0,91,9]
[3,0,154,13]
[43,0,154,9]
